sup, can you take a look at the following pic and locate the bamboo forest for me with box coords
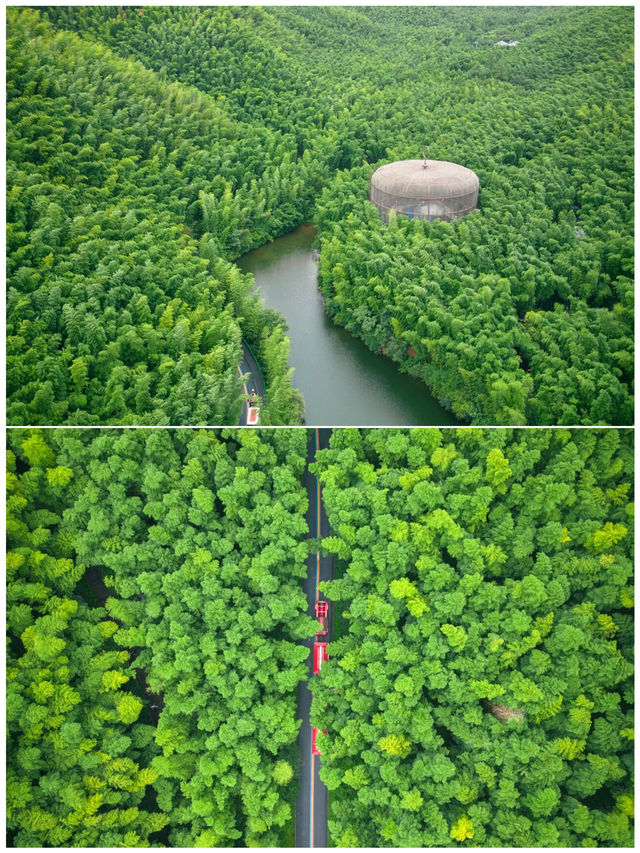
[6,428,634,846]
[4,5,636,851]
[6,5,634,425]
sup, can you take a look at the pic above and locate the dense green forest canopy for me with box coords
[313,428,634,846]
[310,8,633,425]
[7,426,634,847]
[7,8,312,426]
[7,6,634,424]
[7,427,314,846]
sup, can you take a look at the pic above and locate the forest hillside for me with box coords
[7,8,311,426]
[7,6,634,424]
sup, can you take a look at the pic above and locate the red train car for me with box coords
[315,600,329,636]
[313,641,328,675]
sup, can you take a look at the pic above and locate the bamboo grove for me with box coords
[7,428,633,846]
[7,428,314,846]
[7,5,634,425]
[311,429,633,846]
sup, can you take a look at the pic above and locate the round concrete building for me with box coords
[370,158,479,223]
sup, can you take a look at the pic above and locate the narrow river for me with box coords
[237,224,458,426]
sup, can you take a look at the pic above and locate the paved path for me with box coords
[237,340,265,425]
[295,428,333,848]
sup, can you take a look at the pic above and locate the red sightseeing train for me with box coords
[311,600,329,755]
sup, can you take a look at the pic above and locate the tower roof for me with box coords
[371,159,479,201]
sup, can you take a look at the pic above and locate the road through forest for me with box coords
[237,340,265,425]
[295,428,333,848]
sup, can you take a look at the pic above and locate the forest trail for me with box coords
[237,340,266,425]
[295,428,333,848]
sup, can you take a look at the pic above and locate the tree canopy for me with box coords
[7,427,314,846]
[7,5,633,425]
[7,8,309,425]
[311,428,634,846]
[6,426,635,845]
[312,8,633,425]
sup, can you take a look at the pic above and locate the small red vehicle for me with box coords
[311,726,327,756]
[313,641,328,675]
[315,600,329,636]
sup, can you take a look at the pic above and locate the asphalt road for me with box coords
[295,428,333,848]
[237,339,266,425]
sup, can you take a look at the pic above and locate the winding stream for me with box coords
[237,224,458,426]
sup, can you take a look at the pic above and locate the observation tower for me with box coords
[370,151,479,223]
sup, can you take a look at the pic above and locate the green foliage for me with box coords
[451,815,475,842]
[27,427,310,846]
[9,6,633,426]
[6,430,166,847]
[378,734,412,757]
[115,695,144,725]
[441,623,468,652]
[312,7,633,426]
[313,428,634,846]
[272,760,294,787]
[7,8,309,425]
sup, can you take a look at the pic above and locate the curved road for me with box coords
[237,340,266,425]
[295,428,333,848]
